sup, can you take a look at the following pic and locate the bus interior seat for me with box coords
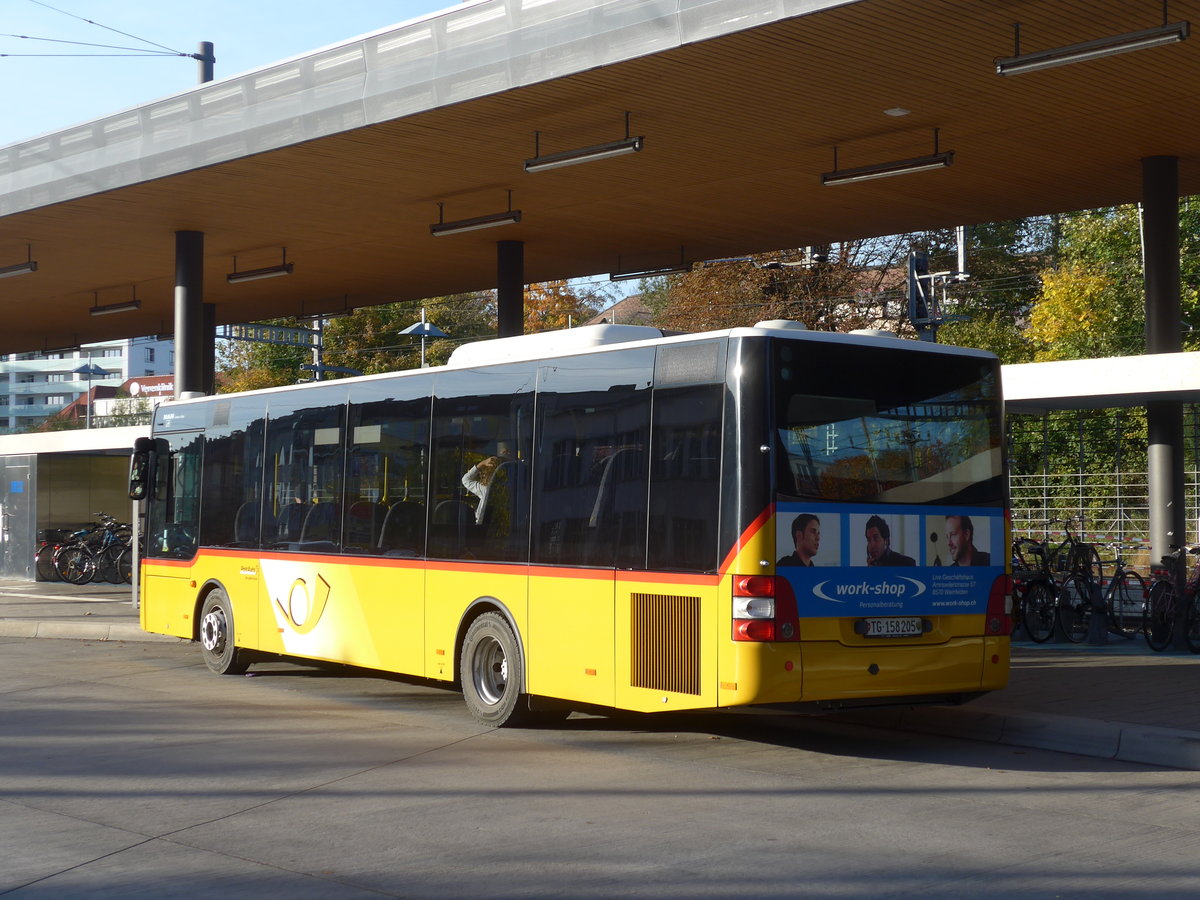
[275,501,307,542]
[345,499,382,550]
[233,500,260,546]
[300,500,336,543]
[378,500,424,556]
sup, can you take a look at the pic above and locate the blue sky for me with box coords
[0,0,629,299]
[0,0,451,146]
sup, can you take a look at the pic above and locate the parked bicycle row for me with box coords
[34,513,134,585]
[1011,517,1200,652]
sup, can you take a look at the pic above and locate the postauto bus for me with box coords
[130,321,1009,726]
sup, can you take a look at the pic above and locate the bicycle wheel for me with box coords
[98,545,121,583]
[1107,570,1145,639]
[55,545,97,585]
[1143,580,1175,652]
[1023,580,1057,643]
[1184,594,1200,654]
[116,546,133,584]
[35,543,61,582]
[1057,575,1092,643]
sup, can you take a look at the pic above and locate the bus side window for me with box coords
[200,399,265,549]
[430,366,534,563]
[647,384,723,573]
[531,349,653,569]
[345,384,431,557]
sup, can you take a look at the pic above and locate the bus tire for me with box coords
[199,589,250,675]
[461,612,530,727]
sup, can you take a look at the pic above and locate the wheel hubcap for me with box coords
[201,608,227,654]
[472,636,508,706]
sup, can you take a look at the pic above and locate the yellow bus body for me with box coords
[142,496,1008,713]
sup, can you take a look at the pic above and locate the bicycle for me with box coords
[1011,536,1057,643]
[53,513,131,585]
[34,527,74,582]
[1144,546,1200,653]
[1046,516,1104,585]
[1057,541,1146,642]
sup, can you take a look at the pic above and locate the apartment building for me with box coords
[0,337,174,434]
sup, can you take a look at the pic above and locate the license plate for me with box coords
[862,616,923,637]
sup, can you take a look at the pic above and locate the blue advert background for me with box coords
[774,501,1003,618]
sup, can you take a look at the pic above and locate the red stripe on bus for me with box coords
[719,503,774,573]
[141,550,719,585]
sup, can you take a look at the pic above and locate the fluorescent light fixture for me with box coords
[823,128,954,186]
[609,264,690,282]
[526,136,643,173]
[228,262,293,283]
[228,248,294,283]
[0,244,38,278]
[525,113,645,173]
[996,21,1189,76]
[90,300,141,316]
[611,247,690,282]
[823,151,954,185]
[430,192,521,236]
[430,209,522,236]
[0,260,37,279]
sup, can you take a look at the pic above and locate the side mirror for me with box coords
[129,437,155,501]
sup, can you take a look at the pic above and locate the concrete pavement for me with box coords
[2,577,1198,769]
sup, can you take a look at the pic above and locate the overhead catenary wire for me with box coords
[3,0,192,58]
[25,0,185,53]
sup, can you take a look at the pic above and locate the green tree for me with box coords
[1021,202,1200,363]
[323,293,497,374]
[217,318,312,392]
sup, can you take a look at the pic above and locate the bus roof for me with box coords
[160,321,996,416]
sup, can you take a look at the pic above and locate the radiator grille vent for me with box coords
[630,592,701,695]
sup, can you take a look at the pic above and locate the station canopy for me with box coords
[1,0,1198,354]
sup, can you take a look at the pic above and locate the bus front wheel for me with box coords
[460,612,532,727]
[199,589,250,676]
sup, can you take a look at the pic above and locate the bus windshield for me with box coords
[773,340,1002,505]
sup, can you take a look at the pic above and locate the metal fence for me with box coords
[1009,470,1200,571]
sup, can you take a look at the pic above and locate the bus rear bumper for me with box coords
[804,635,1009,704]
[724,635,1009,708]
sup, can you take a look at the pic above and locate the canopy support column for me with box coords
[497,240,524,338]
[174,230,205,399]
[1143,155,1188,648]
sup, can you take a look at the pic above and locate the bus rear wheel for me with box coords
[461,612,534,727]
[199,589,250,675]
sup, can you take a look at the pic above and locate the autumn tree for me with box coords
[523,279,607,332]
[650,245,889,334]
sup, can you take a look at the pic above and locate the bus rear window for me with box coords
[773,341,1002,505]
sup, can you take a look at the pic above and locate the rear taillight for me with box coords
[986,573,1012,636]
[732,575,799,642]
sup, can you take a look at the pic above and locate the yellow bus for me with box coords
[130,321,1010,726]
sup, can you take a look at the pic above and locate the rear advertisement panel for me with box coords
[774,502,1003,619]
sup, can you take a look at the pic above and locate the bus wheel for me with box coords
[461,612,529,727]
[199,589,250,676]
